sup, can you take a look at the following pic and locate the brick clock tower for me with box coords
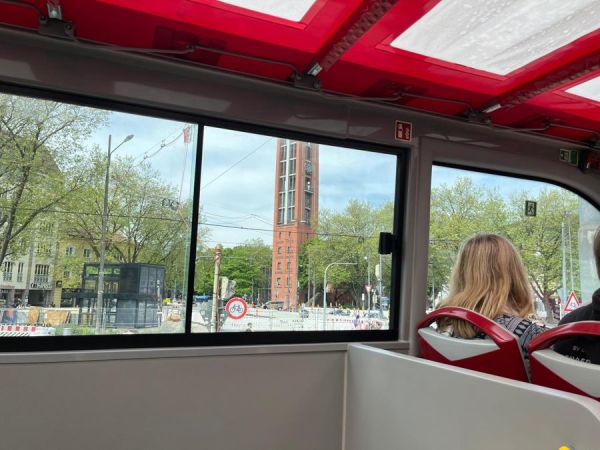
[271,139,319,310]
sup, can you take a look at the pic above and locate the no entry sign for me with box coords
[225,297,248,320]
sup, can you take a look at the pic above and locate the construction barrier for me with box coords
[0,324,55,337]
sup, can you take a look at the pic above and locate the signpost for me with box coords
[563,291,581,314]
[225,297,248,320]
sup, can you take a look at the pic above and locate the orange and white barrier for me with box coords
[0,324,55,337]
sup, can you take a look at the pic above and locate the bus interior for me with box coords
[0,1,599,449]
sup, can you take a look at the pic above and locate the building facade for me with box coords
[270,140,319,309]
[0,221,60,307]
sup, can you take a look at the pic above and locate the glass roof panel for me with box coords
[567,76,600,102]
[217,0,317,22]
[390,0,600,75]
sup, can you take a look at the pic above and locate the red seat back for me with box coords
[528,321,600,400]
[417,307,528,382]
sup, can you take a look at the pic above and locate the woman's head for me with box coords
[438,234,533,338]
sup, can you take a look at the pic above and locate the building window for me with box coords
[198,126,400,336]
[83,248,92,258]
[17,263,23,282]
[3,261,13,281]
[429,165,600,328]
[65,246,75,256]
[39,222,54,234]
[36,243,51,257]
[34,264,50,284]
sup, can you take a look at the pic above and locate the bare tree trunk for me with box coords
[542,292,556,324]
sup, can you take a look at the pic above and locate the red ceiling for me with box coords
[1,0,599,145]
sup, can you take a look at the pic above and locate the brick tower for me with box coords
[271,139,319,310]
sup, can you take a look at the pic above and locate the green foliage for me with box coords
[0,94,108,267]
[299,199,393,307]
[62,150,192,292]
[195,239,272,301]
[429,176,581,322]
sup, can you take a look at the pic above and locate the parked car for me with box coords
[263,301,284,310]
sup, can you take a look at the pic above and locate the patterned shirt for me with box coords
[478,314,546,358]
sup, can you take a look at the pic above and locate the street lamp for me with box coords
[323,262,357,330]
[95,134,134,334]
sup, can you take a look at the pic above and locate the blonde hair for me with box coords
[594,227,600,279]
[437,234,533,338]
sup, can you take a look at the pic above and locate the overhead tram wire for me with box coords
[200,136,275,190]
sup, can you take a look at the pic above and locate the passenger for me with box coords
[554,227,600,364]
[437,234,545,359]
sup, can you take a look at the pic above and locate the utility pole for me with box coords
[567,216,575,292]
[561,222,567,314]
[95,134,133,334]
[364,254,371,312]
[377,253,383,315]
[211,244,223,332]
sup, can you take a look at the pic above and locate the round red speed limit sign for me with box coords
[225,297,248,320]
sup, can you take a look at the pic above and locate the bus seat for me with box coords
[529,321,600,400]
[417,307,528,382]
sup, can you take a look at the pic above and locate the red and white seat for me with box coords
[529,321,600,401]
[417,307,528,382]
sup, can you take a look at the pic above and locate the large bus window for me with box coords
[0,93,196,336]
[195,127,398,333]
[429,166,600,327]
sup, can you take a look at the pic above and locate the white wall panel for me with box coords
[0,351,345,450]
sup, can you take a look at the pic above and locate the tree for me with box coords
[429,177,510,303]
[194,240,272,302]
[507,188,579,322]
[299,199,393,308]
[64,151,192,292]
[221,240,272,300]
[0,94,106,267]
[429,177,581,323]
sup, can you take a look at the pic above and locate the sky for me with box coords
[86,108,595,252]
[89,110,196,202]
[199,127,397,247]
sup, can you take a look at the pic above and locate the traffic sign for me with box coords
[225,297,248,320]
[563,291,581,313]
[525,200,537,217]
[365,285,372,293]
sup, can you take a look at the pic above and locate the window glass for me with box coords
[0,93,195,334]
[196,127,397,332]
[429,166,600,327]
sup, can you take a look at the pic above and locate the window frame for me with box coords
[0,83,408,351]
